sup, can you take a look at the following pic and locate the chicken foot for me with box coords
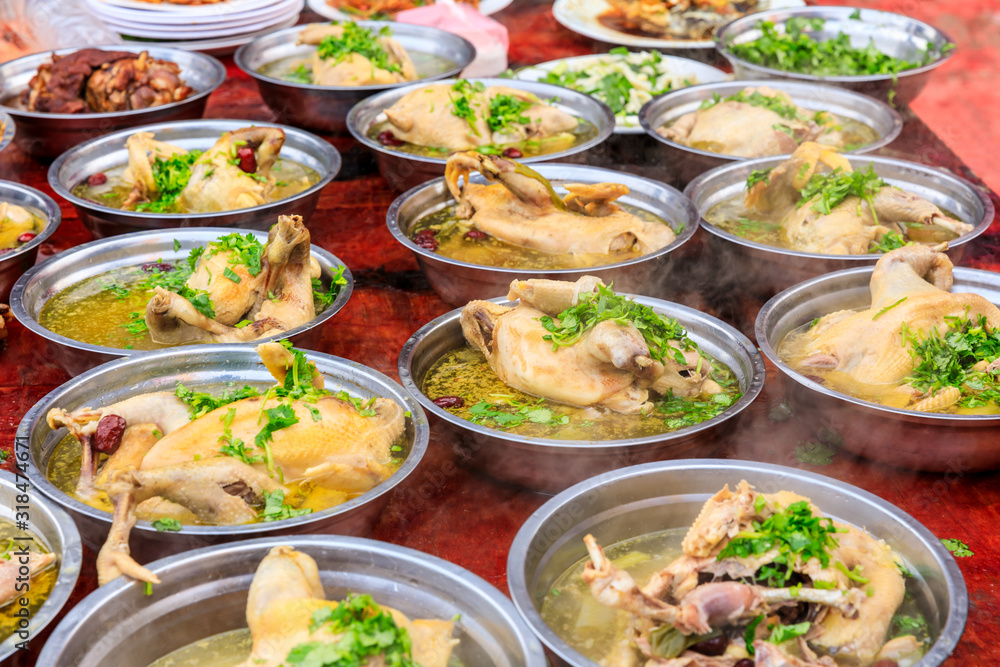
[97,456,288,585]
[146,287,282,344]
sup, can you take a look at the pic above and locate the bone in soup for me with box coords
[423,277,742,440]
[540,481,932,666]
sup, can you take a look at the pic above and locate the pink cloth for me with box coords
[396,2,509,76]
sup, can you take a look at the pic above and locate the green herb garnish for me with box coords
[175,382,261,420]
[151,518,182,532]
[316,22,400,74]
[768,621,811,644]
[258,489,312,523]
[797,165,886,220]
[134,150,203,214]
[537,283,695,364]
[941,538,974,557]
[870,230,910,254]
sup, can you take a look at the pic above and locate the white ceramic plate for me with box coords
[121,15,298,54]
[105,2,301,38]
[95,0,281,13]
[89,0,299,26]
[307,0,513,21]
[514,53,728,133]
[552,0,806,50]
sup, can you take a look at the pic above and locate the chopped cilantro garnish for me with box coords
[466,398,570,429]
[538,283,696,364]
[258,489,312,523]
[316,22,401,74]
[175,382,261,420]
[797,164,886,220]
[134,151,203,214]
[151,518,182,532]
[768,621,811,644]
[870,230,910,254]
[941,538,974,557]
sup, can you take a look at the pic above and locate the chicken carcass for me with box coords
[382,82,578,151]
[788,245,1000,407]
[145,215,321,345]
[461,277,722,414]
[46,342,407,585]
[21,49,191,114]
[297,23,417,85]
[444,152,676,258]
[240,546,457,667]
[580,481,916,666]
[745,143,973,254]
[658,87,841,157]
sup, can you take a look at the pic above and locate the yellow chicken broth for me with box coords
[71,159,319,214]
[705,195,963,252]
[148,629,252,667]
[0,205,43,250]
[422,346,741,440]
[367,119,599,159]
[540,529,686,663]
[46,426,403,524]
[778,317,1000,415]
[258,51,457,84]
[410,202,673,270]
[0,521,58,641]
[38,261,338,351]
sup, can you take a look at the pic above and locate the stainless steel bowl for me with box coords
[387,164,699,305]
[348,78,616,192]
[235,22,476,134]
[0,471,81,663]
[684,154,994,297]
[10,227,353,376]
[639,80,903,186]
[507,459,968,666]
[0,180,61,302]
[48,119,342,238]
[17,346,429,561]
[0,45,226,158]
[716,6,955,107]
[398,296,765,493]
[38,535,547,667]
[0,108,14,153]
[757,266,1000,472]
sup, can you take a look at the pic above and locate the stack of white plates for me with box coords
[86,0,305,55]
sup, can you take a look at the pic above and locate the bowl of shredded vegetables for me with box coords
[716,6,955,107]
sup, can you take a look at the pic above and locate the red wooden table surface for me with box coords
[2,2,999,664]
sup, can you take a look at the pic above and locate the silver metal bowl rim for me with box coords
[346,77,617,167]
[638,79,904,162]
[17,345,430,537]
[233,21,476,92]
[755,265,1000,423]
[8,226,354,361]
[682,154,995,262]
[0,471,83,663]
[0,180,63,262]
[46,118,341,220]
[0,44,227,121]
[39,533,547,667]
[506,458,969,667]
[385,163,700,275]
[0,109,14,153]
[397,295,766,450]
[715,6,957,84]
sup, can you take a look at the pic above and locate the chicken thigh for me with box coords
[145,214,320,345]
[181,127,285,212]
[445,152,676,257]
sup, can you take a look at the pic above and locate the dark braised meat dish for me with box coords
[601,0,759,40]
[21,49,192,114]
